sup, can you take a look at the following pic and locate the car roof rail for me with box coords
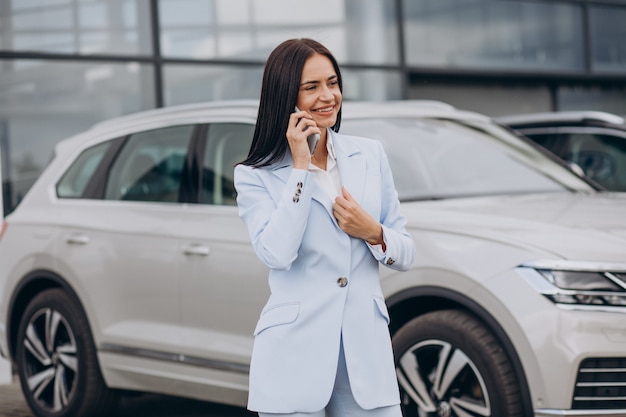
[91,99,259,131]
[381,100,457,111]
[496,111,625,127]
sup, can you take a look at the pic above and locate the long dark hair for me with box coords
[240,38,343,167]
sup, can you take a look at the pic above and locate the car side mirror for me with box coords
[567,161,586,178]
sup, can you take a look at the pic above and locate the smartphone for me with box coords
[295,106,320,155]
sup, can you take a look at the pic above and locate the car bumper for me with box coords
[514,268,626,416]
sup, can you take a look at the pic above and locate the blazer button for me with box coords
[337,277,348,287]
[386,258,395,265]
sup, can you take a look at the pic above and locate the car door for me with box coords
[178,122,268,374]
[55,124,196,355]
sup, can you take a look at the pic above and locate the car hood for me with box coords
[402,192,626,263]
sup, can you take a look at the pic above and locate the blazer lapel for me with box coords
[271,153,336,219]
[333,131,366,204]
[270,132,366,221]
[271,163,292,184]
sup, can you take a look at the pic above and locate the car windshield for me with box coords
[341,117,591,202]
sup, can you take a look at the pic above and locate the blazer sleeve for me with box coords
[234,164,313,270]
[372,140,416,271]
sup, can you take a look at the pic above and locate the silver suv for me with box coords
[498,111,626,192]
[1,101,626,417]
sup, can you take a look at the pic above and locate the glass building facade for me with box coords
[1,0,625,215]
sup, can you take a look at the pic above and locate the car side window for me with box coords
[56,141,112,198]
[532,132,626,190]
[200,123,254,205]
[105,125,194,202]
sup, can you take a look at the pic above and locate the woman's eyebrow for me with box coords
[300,74,338,86]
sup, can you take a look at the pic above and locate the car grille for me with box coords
[573,358,626,409]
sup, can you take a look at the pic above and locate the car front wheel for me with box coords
[393,309,524,417]
[16,288,117,417]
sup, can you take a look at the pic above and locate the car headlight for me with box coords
[519,261,626,307]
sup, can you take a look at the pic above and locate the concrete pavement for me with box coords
[0,379,32,417]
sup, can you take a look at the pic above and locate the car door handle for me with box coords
[66,233,90,245]
[182,244,210,257]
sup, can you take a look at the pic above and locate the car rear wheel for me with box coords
[393,309,523,417]
[16,288,118,417]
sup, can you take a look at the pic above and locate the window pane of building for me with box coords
[0,59,155,213]
[341,68,403,101]
[408,81,552,118]
[590,6,626,73]
[0,0,153,55]
[402,0,584,71]
[158,0,399,65]
[558,85,626,116]
[163,64,264,105]
[162,64,403,105]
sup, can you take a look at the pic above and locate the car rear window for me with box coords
[56,141,112,198]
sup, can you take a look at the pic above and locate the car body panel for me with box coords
[177,204,266,363]
[400,193,626,262]
[1,101,626,416]
[53,199,183,353]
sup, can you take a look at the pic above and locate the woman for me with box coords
[234,38,415,417]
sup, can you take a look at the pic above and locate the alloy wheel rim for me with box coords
[22,307,78,413]
[396,339,491,417]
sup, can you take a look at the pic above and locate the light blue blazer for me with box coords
[234,130,415,413]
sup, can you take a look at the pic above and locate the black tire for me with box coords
[393,309,523,417]
[15,288,118,417]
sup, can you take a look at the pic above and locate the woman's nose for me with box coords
[319,85,334,100]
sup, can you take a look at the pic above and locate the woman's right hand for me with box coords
[287,109,320,169]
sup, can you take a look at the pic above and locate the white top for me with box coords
[309,131,341,199]
[309,130,385,255]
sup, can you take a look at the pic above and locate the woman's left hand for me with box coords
[333,187,385,249]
